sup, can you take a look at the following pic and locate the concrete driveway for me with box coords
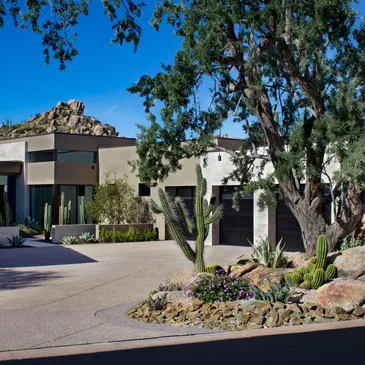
[0,241,248,352]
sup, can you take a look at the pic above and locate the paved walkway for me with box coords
[0,241,249,352]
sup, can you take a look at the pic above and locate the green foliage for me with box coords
[0,1,146,69]
[20,226,38,238]
[205,264,224,274]
[6,235,25,248]
[285,235,337,290]
[98,227,156,243]
[61,236,77,245]
[126,0,365,255]
[78,232,95,243]
[252,280,291,304]
[187,270,253,304]
[151,164,223,273]
[249,237,287,269]
[86,172,154,225]
[339,231,364,251]
[44,203,52,241]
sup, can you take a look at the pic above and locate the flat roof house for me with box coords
[0,132,336,251]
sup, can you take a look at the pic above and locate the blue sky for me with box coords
[0,1,364,139]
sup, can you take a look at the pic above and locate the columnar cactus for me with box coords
[151,164,223,273]
[3,187,12,226]
[285,235,337,289]
[80,196,87,224]
[44,203,52,241]
[59,193,72,225]
[205,264,224,274]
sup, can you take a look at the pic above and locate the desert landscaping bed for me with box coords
[126,245,365,331]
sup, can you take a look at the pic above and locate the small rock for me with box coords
[230,263,258,277]
[244,266,290,290]
[352,307,365,317]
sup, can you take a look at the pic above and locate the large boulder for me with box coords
[244,266,290,290]
[162,268,196,289]
[284,251,311,268]
[315,279,365,311]
[328,246,365,279]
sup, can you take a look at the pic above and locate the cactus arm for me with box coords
[175,197,195,234]
[158,188,196,263]
[315,234,328,270]
[325,264,336,281]
[205,203,224,225]
[150,199,164,214]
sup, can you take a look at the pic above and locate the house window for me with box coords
[139,183,150,197]
[28,150,54,163]
[56,150,97,163]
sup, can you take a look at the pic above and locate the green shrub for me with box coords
[98,227,156,243]
[20,226,38,238]
[339,231,364,251]
[78,232,95,243]
[251,280,290,304]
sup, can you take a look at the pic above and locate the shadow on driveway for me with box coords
[0,268,63,290]
[0,246,97,268]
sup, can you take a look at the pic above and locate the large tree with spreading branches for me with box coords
[2,1,365,254]
[127,0,365,255]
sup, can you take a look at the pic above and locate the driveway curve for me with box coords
[0,241,248,351]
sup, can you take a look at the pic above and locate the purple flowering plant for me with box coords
[187,270,253,303]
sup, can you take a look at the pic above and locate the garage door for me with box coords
[220,186,253,246]
[276,199,304,251]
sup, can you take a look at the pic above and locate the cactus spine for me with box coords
[150,165,223,273]
[80,196,87,224]
[286,235,337,290]
[59,192,71,225]
[44,203,52,241]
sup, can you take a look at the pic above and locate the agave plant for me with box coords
[249,237,286,269]
[7,235,25,248]
[78,232,95,243]
[61,236,77,245]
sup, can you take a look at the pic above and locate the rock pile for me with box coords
[0,100,119,138]
[126,299,365,331]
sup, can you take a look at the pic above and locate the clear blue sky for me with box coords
[0,1,364,139]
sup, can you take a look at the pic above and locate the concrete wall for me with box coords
[52,224,96,243]
[0,226,20,245]
[99,147,199,240]
[0,141,28,222]
[27,162,55,185]
[55,162,98,185]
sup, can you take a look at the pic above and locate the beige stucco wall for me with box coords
[99,146,199,239]
[27,162,55,185]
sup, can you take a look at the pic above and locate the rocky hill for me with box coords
[0,100,119,139]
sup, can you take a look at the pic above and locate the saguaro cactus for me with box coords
[80,196,87,224]
[44,203,52,241]
[3,187,12,226]
[151,164,223,273]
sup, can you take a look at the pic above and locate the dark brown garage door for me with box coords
[276,199,304,251]
[220,186,253,246]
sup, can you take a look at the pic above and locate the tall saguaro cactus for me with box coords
[151,165,223,273]
[3,187,12,226]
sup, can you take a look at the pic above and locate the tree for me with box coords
[0,0,145,69]
[87,172,153,224]
[127,0,365,255]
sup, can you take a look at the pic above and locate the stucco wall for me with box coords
[99,146,199,240]
[0,142,28,222]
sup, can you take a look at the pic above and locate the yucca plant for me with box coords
[7,235,25,248]
[78,232,95,243]
[61,236,77,245]
[249,237,286,269]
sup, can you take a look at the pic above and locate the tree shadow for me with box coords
[0,268,63,290]
[0,246,97,268]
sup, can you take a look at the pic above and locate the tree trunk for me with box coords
[280,180,365,255]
